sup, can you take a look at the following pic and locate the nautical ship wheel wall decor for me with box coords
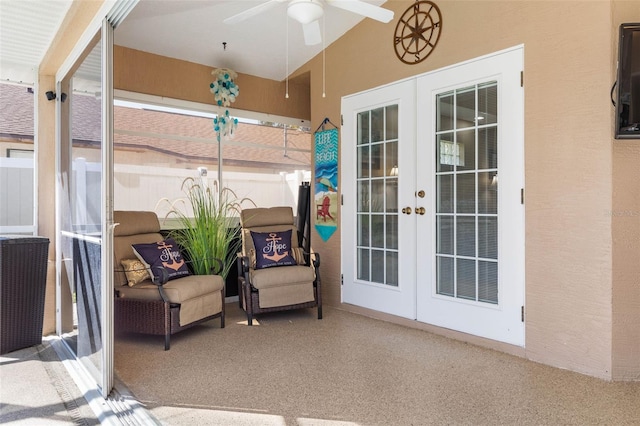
[394,1,442,64]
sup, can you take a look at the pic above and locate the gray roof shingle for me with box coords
[1,83,311,170]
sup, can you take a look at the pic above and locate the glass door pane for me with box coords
[356,106,399,286]
[59,37,103,383]
[434,82,498,304]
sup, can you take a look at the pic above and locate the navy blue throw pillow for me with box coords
[132,238,191,282]
[250,229,297,269]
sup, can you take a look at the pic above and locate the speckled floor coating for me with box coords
[0,342,99,425]
[114,304,640,426]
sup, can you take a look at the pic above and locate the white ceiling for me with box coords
[0,0,391,84]
[115,0,390,81]
[0,0,73,84]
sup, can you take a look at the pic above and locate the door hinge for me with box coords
[341,194,343,205]
[341,273,344,286]
[521,188,524,204]
[341,114,344,126]
[520,71,524,87]
[521,306,525,322]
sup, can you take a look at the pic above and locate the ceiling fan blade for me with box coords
[302,20,322,45]
[223,0,286,25]
[326,0,394,23]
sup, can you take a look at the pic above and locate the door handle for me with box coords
[402,207,412,215]
[417,190,425,198]
[416,207,425,215]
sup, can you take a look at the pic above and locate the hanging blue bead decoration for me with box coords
[210,68,239,142]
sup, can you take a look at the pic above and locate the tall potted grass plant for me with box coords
[162,177,252,279]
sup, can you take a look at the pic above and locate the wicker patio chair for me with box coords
[236,206,322,325]
[113,210,225,350]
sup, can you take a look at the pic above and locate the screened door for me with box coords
[57,33,106,390]
[56,9,132,398]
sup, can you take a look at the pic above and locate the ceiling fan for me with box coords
[223,0,394,46]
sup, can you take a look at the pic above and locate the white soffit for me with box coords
[0,0,73,85]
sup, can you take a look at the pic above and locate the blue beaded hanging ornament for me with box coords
[210,68,239,142]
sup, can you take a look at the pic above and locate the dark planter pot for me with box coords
[0,236,50,354]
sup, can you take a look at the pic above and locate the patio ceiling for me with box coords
[0,0,390,84]
[115,0,390,81]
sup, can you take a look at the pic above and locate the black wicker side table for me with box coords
[0,236,50,354]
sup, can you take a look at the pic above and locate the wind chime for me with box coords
[210,66,239,142]
[209,63,239,187]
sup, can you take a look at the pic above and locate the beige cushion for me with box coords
[240,206,294,228]
[180,291,223,326]
[291,246,305,265]
[121,258,150,287]
[118,274,224,302]
[257,283,314,308]
[249,265,315,289]
[117,274,225,326]
[114,210,160,236]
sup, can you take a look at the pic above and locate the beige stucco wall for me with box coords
[38,74,57,336]
[295,0,638,380]
[114,46,311,121]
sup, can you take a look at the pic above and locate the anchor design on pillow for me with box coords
[262,232,289,263]
[158,240,185,271]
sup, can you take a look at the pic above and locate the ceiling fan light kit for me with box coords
[288,0,324,24]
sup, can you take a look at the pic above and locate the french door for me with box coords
[416,48,524,345]
[342,47,524,345]
[341,80,417,319]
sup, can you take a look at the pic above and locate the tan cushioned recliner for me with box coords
[113,210,225,349]
[237,206,322,324]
